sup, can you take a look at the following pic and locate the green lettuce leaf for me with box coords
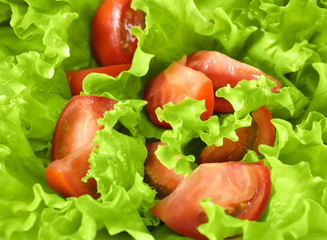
[217,76,309,120]
[154,97,252,175]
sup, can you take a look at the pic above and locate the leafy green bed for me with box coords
[0,0,327,239]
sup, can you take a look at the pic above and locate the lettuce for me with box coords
[0,0,327,239]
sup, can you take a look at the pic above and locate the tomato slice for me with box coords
[46,145,100,198]
[144,56,214,129]
[91,0,145,66]
[252,105,275,154]
[150,161,271,240]
[51,96,117,162]
[197,121,257,164]
[197,106,274,164]
[66,64,131,96]
[186,51,282,113]
[144,142,184,198]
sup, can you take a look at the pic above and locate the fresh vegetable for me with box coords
[66,64,131,96]
[197,105,275,164]
[186,51,282,113]
[1,0,327,240]
[151,161,271,240]
[51,95,117,161]
[144,142,184,198]
[144,56,214,128]
[46,145,100,198]
[48,95,117,198]
[91,0,145,65]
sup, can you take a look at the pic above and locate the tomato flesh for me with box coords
[144,142,184,198]
[46,145,100,198]
[144,56,214,129]
[150,161,271,240]
[186,51,282,113]
[197,121,258,164]
[252,105,275,154]
[51,96,117,162]
[48,96,116,198]
[91,0,145,66]
[66,64,131,96]
[198,106,274,163]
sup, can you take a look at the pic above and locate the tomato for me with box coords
[66,64,131,96]
[252,105,275,154]
[48,95,117,198]
[197,121,257,164]
[144,56,214,129]
[51,95,117,162]
[46,145,100,198]
[144,142,184,198]
[91,0,145,66]
[150,161,271,240]
[186,51,282,113]
[197,106,275,164]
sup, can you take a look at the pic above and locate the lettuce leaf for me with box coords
[217,76,309,120]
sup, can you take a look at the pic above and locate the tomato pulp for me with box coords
[144,56,214,128]
[197,106,275,164]
[47,96,117,198]
[144,142,184,198]
[151,161,271,240]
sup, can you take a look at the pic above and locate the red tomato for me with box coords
[144,142,184,198]
[144,56,214,129]
[48,95,117,198]
[197,106,275,164]
[91,0,145,66]
[197,122,257,164]
[151,161,271,240]
[46,145,100,198]
[186,51,282,113]
[51,95,117,162]
[252,105,275,154]
[66,64,131,96]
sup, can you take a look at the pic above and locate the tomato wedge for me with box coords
[51,95,117,162]
[46,145,99,198]
[186,51,282,113]
[91,0,145,66]
[48,95,117,198]
[151,161,271,240]
[252,105,275,154]
[197,106,275,164]
[66,64,131,96]
[144,142,184,198]
[144,56,214,129]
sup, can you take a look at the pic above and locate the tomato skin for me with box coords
[46,145,100,198]
[48,95,117,198]
[197,106,275,163]
[252,105,275,154]
[186,51,282,113]
[144,142,184,198]
[144,56,214,129]
[66,64,131,96]
[51,95,117,162]
[91,0,145,66]
[150,161,271,240]
[197,122,257,164]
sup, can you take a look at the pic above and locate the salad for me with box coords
[1,0,327,239]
